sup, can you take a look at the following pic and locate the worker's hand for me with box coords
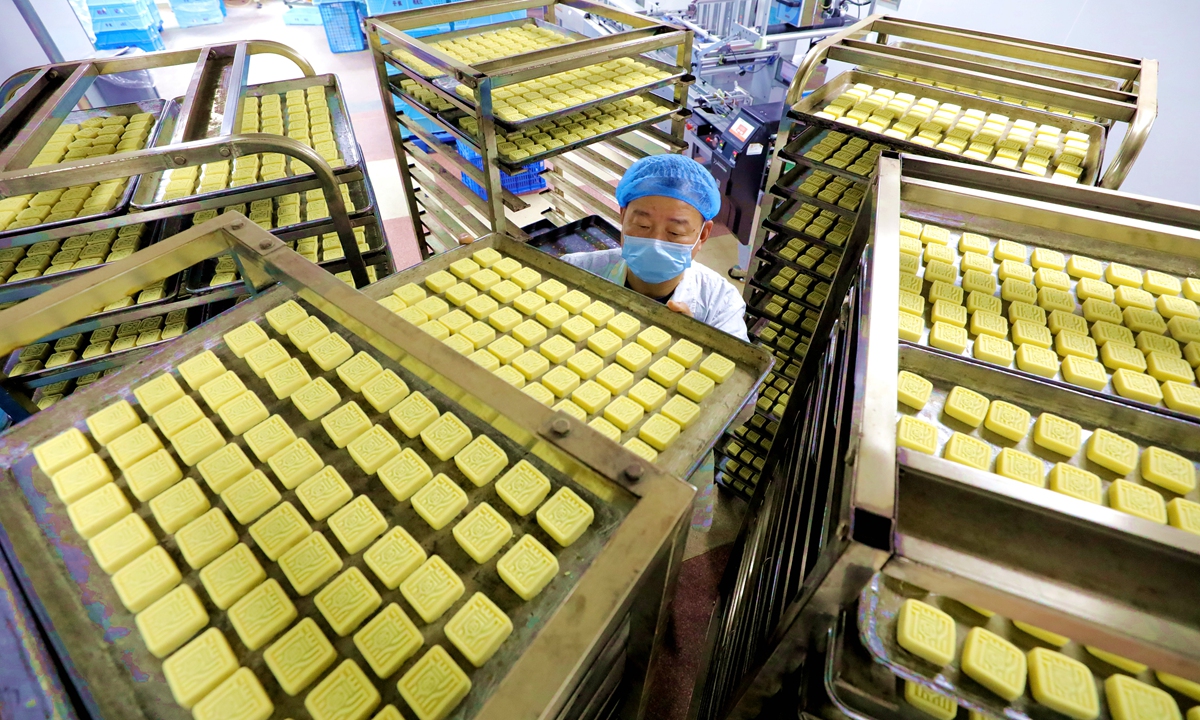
[667,300,693,317]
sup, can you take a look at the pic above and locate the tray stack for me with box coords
[693,155,1200,720]
[0,216,759,720]
[0,42,393,421]
[712,14,1157,500]
[365,0,694,256]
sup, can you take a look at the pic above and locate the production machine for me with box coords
[709,101,784,245]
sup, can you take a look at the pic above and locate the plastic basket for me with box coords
[88,0,161,31]
[456,140,546,197]
[451,10,525,30]
[169,0,226,28]
[93,25,165,52]
[283,4,322,24]
[315,0,368,53]
[365,0,405,13]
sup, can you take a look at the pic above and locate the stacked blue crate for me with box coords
[315,0,369,53]
[89,0,165,51]
[451,10,525,30]
[168,0,226,28]
[456,140,546,197]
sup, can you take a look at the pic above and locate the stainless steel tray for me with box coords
[3,303,203,389]
[364,235,774,480]
[383,18,587,80]
[0,288,633,720]
[132,75,363,211]
[0,98,169,242]
[858,572,1198,720]
[0,219,176,306]
[794,70,1106,185]
[186,216,388,295]
[392,81,681,171]
[895,211,1200,418]
[899,343,1200,535]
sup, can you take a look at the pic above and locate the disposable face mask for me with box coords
[621,234,699,284]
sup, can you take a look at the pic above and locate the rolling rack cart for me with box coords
[0,211,770,720]
[694,154,1200,720]
[365,0,695,256]
[0,41,393,420]
[714,13,1159,499]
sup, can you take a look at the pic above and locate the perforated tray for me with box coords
[858,572,1198,720]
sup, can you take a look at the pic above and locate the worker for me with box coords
[561,154,748,342]
[561,154,749,530]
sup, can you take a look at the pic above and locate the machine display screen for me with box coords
[728,117,756,144]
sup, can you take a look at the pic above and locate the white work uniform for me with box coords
[560,247,749,531]
[559,248,749,342]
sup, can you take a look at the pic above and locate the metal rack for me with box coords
[0,41,393,421]
[365,0,694,255]
[694,155,1200,720]
[791,14,1157,190]
[713,14,1159,498]
[0,212,723,720]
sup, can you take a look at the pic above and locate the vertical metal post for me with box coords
[367,24,433,258]
[476,76,508,237]
[218,43,250,139]
[672,31,694,141]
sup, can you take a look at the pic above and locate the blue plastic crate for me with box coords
[451,10,525,30]
[169,0,226,27]
[365,0,405,14]
[283,4,323,24]
[456,140,546,197]
[93,25,165,51]
[315,0,368,53]
[88,0,162,30]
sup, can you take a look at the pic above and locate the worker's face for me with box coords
[620,195,713,258]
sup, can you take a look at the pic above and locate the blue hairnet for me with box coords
[615,155,721,221]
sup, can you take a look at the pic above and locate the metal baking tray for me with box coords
[364,235,774,480]
[772,164,864,221]
[858,572,1200,720]
[392,80,681,171]
[383,18,588,80]
[0,98,168,242]
[0,220,177,306]
[794,70,1106,185]
[780,123,881,184]
[3,304,204,390]
[186,216,388,295]
[898,343,1200,532]
[895,212,1200,419]
[826,610,928,720]
[526,214,620,257]
[132,75,363,211]
[0,290,632,720]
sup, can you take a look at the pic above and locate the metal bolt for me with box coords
[47,70,58,79]
[172,156,186,165]
[259,240,272,250]
[219,147,231,157]
[228,221,243,230]
[623,463,644,482]
[550,418,571,436]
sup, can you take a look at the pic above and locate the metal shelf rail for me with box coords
[0,42,391,419]
[366,0,694,254]
[693,155,1200,720]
